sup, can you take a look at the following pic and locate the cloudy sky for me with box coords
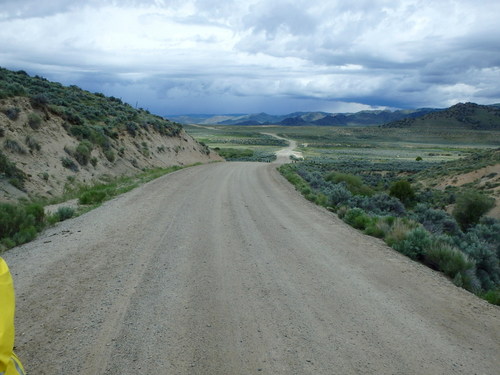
[1,0,499,115]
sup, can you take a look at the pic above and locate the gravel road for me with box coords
[3,161,499,374]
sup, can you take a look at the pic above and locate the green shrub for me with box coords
[389,180,415,206]
[75,140,92,165]
[56,206,75,221]
[61,157,79,172]
[384,218,419,247]
[392,227,431,260]
[217,148,253,160]
[2,107,20,121]
[0,150,26,189]
[28,112,42,129]
[364,216,394,238]
[25,135,41,152]
[452,270,482,293]
[79,190,107,205]
[453,190,495,230]
[126,122,138,136]
[278,165,310,194]
[103,148,115,162]
[315,193,329,207]
[63,109,84,125]
[328,183,352,206]
[482,289,500,305]
[25,203,45,226]
[1,82,26,97]
[424,241,475,279]
[4,139,27,154]
[348,193,405,216]
[326,172,373,196]
[343,208,371,230]
[69,125,92,139]
[30,93,49,108]
[410,203,461,236]
[0,238,16,251]
[12,226,37,245]
[0,202,45,248]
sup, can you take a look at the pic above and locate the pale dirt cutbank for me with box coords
[3,161,499,374]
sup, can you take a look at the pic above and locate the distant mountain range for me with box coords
[167,108,442,126]
[382,102,500,130]
[168,103,500,129]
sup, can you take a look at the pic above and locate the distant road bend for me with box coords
[4,146,499,374]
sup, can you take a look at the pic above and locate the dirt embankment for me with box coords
[3,161,499,375]
[435,163,500,218]
[0,97,222,201]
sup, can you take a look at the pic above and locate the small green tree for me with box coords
[389,180,415,206]
[453,190,495,230]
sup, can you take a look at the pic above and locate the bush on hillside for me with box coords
[0,150,25,189]
[343,208,372,230]
[453,190,495,230]
[25,135,41,152]
[456,234,500,291]
[28,112,42,129]
[326,172,373,196]
[384,218,419,247]
[61,157,79,172]
[411,203,461,236]
[4,139,27,154]
[423,241,476,282]
[30,93,49,108]
[75,140,93,166]
[348,193,406,216]
[328,183,352,206]
[392,226,432,260]
[389,180,415,206]
[0,202,45,249]
[103,148,115,162]
[56,206,75,221]
[482,289,500,305]
[2,107,20,121]
[364,216,395,238]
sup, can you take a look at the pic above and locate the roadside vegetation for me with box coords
[213,147,276,162]
[0,68,182,140]
[279,148,500,305]
[185,125,283,161]
[0,165,187,253]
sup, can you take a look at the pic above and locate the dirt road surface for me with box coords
[4,162,499,374]
[261,133,303,163]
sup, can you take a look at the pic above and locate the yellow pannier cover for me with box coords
[0,258,26,375]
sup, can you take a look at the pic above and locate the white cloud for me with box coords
[0,0,499,114]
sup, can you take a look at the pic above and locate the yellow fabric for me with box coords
[0,258,25,375]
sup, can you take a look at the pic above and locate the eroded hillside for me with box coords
[0,69,221,200]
